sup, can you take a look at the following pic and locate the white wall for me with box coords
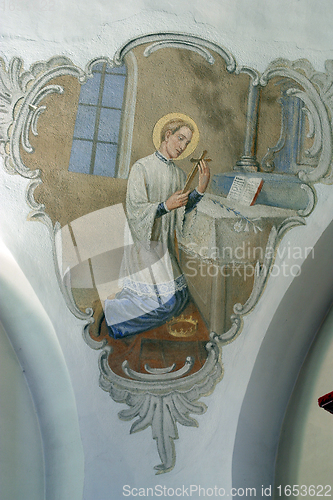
[1,2,333,499]
[0,320,44,500]
[274,303,333,496]
[0,236,84,500]
[2,0,333,71]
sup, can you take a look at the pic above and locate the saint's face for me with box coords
[164,126,193,159]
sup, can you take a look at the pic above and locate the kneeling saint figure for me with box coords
[101,115,210,338]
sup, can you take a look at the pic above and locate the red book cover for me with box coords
[318,391,333,414]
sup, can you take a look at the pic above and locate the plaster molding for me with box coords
[144,41,215,65]
[98,340,222,473]
[0,56,86,177]
[298,184,316,217]
[236,66,261,86]
[0,39,330,474]
[115,32,237,72]
[260,58,333,184]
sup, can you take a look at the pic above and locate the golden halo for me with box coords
[152,113,200,160]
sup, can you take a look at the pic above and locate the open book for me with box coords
[227,175,264,206]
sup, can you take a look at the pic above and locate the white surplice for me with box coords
[104,152,189,336]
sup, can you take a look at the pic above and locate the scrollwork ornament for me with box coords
[0,42,327,474]
[115,32,237,73]
[260,58,333,184]
[98,340,223,473]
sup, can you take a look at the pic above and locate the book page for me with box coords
[227,175,263,206]
[227,176,246,202]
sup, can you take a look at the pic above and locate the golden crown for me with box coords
[167,314,198,337]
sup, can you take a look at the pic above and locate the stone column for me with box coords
[234,81,261,172]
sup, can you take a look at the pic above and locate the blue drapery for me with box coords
[105,283,189,339]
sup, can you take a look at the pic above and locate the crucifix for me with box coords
[182,150,212,193]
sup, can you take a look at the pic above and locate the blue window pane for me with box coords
[98,108,122,143]
[92,62,104,72]
[94,142,117,177]
[106,65,127,75]
[69,61,127,178]
[102,74,125,108]
[69,139,93,174]
[73,105,97,140]
[78,73,101,105]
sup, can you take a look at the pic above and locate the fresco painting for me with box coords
[1,33,332,474]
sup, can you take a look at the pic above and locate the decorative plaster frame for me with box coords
[1,33,332,473]
[260,58,333,183]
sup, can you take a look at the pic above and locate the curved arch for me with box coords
[231,219,333,494]
[0,243,84,500]
[274,303,333,491]
[0,319,44,500]
[114,32,237,73]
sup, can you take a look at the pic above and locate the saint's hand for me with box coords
[165,190,190,210]
[198,160,210,193]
